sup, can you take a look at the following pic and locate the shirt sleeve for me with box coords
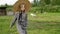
[10,12,18,28]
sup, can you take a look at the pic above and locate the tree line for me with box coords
[32,0,60,7]
[0,0,60,13]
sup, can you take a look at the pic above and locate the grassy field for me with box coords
[0,13,60,34]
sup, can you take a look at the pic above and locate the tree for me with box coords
[33,0,37,7]
[45,0,50,5]
[50,0,60,5]
[5,3,8,7]
[33,0,39,7]
[40,0,46,6]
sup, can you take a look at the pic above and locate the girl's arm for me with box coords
[10,12,18,28]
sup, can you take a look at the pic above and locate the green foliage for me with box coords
[0,4,13,11]
[6,7,13,11]
[45,0,50,5]
[39,0,46,6]
[29,5,60,13]
[5,4,8,7]
[32,0,40,7]
[0,13,60,34]
[0,4,12,7]
[29,7,41,13]
[44,5,60,12]
[33,0,37,7]
[51,0,60,5]
[32,0,60,7]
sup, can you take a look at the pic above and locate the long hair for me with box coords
[13,0,31,12]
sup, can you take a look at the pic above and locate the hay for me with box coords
[13,0,31,12]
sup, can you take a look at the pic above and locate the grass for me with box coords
[28,13,60,22]
[0,13,60,34]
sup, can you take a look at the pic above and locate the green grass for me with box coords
[28,13,60,22]
[0,13,60,34]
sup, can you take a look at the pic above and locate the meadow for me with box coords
[0,13,60,34]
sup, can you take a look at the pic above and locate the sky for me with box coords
[0,0,33,5]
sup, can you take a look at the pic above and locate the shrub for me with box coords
[29,6,60,13]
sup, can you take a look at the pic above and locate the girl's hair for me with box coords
[13,0,31,12]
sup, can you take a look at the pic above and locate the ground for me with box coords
[0,13,60,34]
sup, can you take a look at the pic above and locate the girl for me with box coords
[10,3,27,34]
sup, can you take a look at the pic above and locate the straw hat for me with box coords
[13,0,31,12]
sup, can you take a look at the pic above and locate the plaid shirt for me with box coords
[10,11,27,28]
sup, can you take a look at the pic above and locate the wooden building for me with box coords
[0,7,7,15]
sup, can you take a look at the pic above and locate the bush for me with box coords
[29,6,60,13]
[45,5,60,13]
[6,7,13,11]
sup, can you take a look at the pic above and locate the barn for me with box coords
[0,7,7,15]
